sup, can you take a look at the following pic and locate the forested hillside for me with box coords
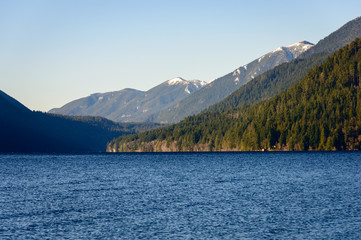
[108,39,361,152]
[0,91,162,153]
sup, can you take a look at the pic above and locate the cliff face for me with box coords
[107,140,318,152]
[108,140,189,152]
[107,139,250,152]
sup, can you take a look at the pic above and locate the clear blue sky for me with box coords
[1,0,360,111]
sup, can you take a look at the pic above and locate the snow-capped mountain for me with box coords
[49,77,207,122]
[229,41,314,85]
[166,77,207,94]
[50,41,313,124]
[150,41,314,123]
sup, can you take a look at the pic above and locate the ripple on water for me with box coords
[0,152,361,239]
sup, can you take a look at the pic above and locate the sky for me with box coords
[1,0,361,111]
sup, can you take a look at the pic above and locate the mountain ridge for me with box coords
[49,77,207,122]
[300,16,361,58]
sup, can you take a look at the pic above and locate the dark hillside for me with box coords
[0,91,160,153]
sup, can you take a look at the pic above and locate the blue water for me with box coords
[1,152,361,239]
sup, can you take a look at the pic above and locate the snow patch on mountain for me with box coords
[272,47,283,53]
[286,41,314,58]
[269,41,313,57]
[284,47,294,59]
[189,80,208,88]
[210,41,313,99]
[168,77,187,85]
[208,78,218,83]
[167,77,207,89]
[233,69,241,76]
[258,55,265,63]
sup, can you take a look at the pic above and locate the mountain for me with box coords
[0,90,30,112]
[150,41,314,123]
[49,16,361,125]
[49,77,207,122]
[108,38,361,152]
[208,53,328,112]
[0,90,161,153]
[49,88,144,118]
[209,16,361,112]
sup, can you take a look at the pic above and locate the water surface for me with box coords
[1,152,361,239]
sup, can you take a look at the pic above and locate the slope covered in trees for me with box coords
[108,39,361,152]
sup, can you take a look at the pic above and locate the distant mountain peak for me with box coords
[269,41,314,56]
[257,41,313,61]
[242,41,314,72]
[271,47,284,53]
[50,76,208,122]
[166,77,207,88]
[190,80,208,87]
[167,77,187,85]
[287,41,314,47]
[299,40,314,45]
[287,41,314,56]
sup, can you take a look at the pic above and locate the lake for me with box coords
[1,152,361,239]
